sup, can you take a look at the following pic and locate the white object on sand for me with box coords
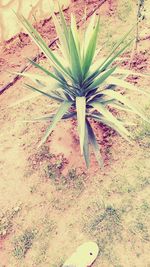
[62,241,99,267]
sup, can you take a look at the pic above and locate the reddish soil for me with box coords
[0,0,150,267]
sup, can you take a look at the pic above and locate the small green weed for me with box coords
[83,203,123,266]
[33,219,56,265]
[45,162,86,193]
[38,146,54,161]
[0,206,21,237]
[84,204,122,244]
[134,104,150,141]
[46,163,61,179]
[130,220,150,242]
[66,168,79,179]
[57,168,86,192]
[45,157,65,180]
[108,176,135,194]
[13,229,36,259]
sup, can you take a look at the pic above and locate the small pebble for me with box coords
[2,230,7,236]
[14,206,20,212]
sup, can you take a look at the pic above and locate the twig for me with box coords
[129,0,145,68]
[135,0,145,50]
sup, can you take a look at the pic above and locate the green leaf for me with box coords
[58,5,69,44]
[25,83,65,102]
[25,111,76,122]
[90,56,129,74]
[71,14,80,54]
[76,97,86,154]
[103,89,150,123]
[88,93,114,104]
[86,119,103,167]
[38,101,72,147]
[92,101,131,141]
[69,28,82,84]
[9,92,50,107]
[87,67,116,91]
[83,14,96,59]
[88,113,133,140]
[83,122,90,168]
[28,59,62,83]
[15,13,71,78]
[108,102,134,113]
[52,12,70,61]
[84,27,135,84]
[114,68,150,78]
[85,38,133,87]
[98,25,135,71]
[9,81,59,107]
[52,67,75,98]
[99,38,134,72]
[82,17,100,77]
[107,76,150,96]
[12,71,59,88]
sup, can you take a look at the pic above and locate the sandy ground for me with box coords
[0,0,150,266]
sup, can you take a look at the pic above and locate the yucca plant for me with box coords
[13,8,150,168]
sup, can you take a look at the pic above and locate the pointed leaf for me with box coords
[87,67,116,91]
[10,82,59,107]
[82,17,100,77]
[85,38,134,87]
[58,5,69,43]
[107,76,150,96]
[28,59,62,83]
[38,101,72,147]
[83,14,96,54]
[108,102,134,113]
[86,119,103,167]
[69,28,82,83]
[83,122,90,168]
[100,38,134,72]
[16,13,71,78]
[84,27,135,84]
[25,83,65,102]
[92,101,131,141]
[88,113,133,141]
[114,68,150,78]
[98,25,135,71]
[9,92,50,107]
[103,89,150,123]
[76,97,86,154]
[12,71,59,88]
[26,111,76,122]
[71,14,80,54]
[52,12,69,61]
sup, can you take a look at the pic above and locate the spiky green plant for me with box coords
[13,9,150,168]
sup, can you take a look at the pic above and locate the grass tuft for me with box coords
[13,229,36,259]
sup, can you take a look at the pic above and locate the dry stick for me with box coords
[128,3,140,69]
[135,0,140,51]
[0,0,106,95]
[129,0,145,68]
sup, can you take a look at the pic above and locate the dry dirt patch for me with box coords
[0,0,150,266]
